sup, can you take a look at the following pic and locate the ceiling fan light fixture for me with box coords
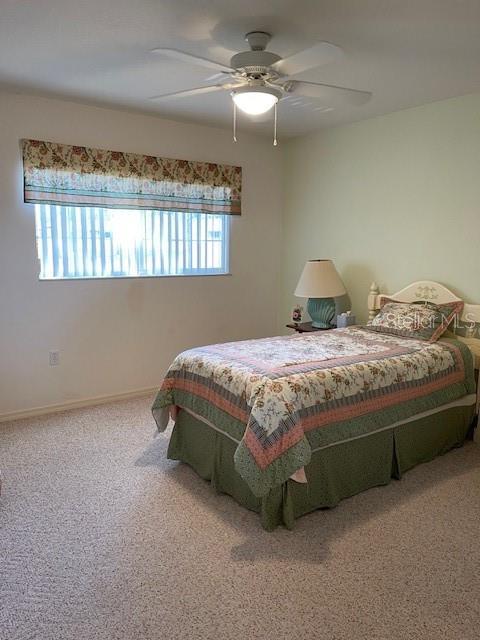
[231,86,281,116]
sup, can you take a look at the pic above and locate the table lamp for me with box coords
[294,259,346,328]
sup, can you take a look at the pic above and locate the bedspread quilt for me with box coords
[152,327,474,497]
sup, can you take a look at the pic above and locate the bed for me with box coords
[152,280,480,530]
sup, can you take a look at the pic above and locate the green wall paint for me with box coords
[280,92,480,328]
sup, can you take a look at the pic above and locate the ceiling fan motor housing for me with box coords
[230,50,281,75]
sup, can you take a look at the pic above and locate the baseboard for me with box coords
[0,386,158,423]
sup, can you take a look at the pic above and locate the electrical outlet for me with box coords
[49,350,60,366]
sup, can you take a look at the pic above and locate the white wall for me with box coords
[0,93,282,416]
[280,92,480,329]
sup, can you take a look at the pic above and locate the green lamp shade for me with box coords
[294,259,346,328]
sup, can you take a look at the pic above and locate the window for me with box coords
[34,205,230,279]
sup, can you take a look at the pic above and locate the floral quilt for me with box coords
[152,327,474,497]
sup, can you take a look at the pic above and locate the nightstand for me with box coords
[286,322,332,334]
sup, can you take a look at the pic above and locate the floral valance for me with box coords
[22,139,242,215]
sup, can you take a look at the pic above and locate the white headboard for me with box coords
[367,281,480,372]
[367,280,480,325]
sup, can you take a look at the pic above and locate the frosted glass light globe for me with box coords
[232,91,278,115]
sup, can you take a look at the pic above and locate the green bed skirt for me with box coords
[167,405,475,531]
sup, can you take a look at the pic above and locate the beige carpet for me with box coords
[1,396,479,640]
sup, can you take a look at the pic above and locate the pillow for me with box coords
[366,298,464,342]
[443,330,480,368]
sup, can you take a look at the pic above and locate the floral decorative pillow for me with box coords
[366,298,464,342]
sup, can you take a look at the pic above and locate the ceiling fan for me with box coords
[151,31,371,144]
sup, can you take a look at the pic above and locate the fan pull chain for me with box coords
[273,102,278,146]
[233,101,237,143]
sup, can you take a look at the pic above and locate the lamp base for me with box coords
[307,297,336,329]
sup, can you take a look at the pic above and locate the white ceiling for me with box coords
[2,0,480,138]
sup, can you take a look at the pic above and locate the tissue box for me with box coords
[336,313,356,328]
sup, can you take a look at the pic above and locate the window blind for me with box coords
[35,205,229,279]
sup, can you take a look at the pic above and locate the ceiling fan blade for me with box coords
[282,95,334,112]
[204,71,231,83]
[150,84,226,101]
[272,42,343,76]
[149,82,243,101]
[285,80,371,106]
[151,48,233,73]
